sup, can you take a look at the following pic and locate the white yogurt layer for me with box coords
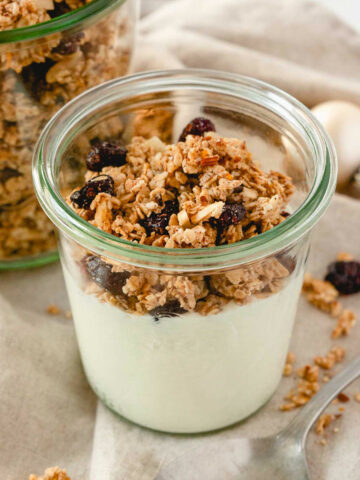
[64,269,302,433]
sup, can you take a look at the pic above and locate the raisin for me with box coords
[85,255,130,296]
[217,203,246,230]
[53,32,85,55]
[281,211,290,217]
[70,174,114,209]
[150,300,186,321]
[86,142,127,171]
[140,200,179,235]
[178,117,216,142]
[325,261,360,294]
[0,167,21,183]
[49,2,70,17]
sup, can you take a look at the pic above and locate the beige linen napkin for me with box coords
[1,1,360,479]
[136,0,360,107]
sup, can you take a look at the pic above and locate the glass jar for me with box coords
[0,0,138,269]
[33,70,337,433]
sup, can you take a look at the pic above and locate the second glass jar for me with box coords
[0,0,138,268]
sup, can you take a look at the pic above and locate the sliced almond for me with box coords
[190,201,224,224]
[178,209,191,228]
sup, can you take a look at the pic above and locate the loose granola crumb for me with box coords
[337,252,354,262]
[316,413,335,435]
[286,352,296,364]
[29,466,70,480]
[354,392,360,403]
[65,310,72,319]
[302,273,342,317]
[283,363,293,376]
[332,309,356,338]
[314,345,345,369]
[297,364,319,382]
[46,304,61,315]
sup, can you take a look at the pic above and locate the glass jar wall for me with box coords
[0,0,138,269]
[33,71,337,433]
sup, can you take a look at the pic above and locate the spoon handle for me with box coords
[282,354,360,441]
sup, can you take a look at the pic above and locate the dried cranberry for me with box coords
[178,117,216,142]
[86,142,127,171]
[85,255,130,296]
[53,32,85,55]
[140,200,179,235]
[325,261,360,294]
[70,174,114,209]
[150,300,186,321]
[217,203,246,230]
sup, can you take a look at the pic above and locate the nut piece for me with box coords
[177,209,191,228]
[200,154,219,167]
[190,201,224,224]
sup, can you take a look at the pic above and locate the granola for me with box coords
[302,273,341,317]
[315,413,335,435]
[29,466,70,480]
[0,0,132,260]
[283,351,296,376]
[332,309,356,338]
[66,121,296,316]
[281,346,346,412]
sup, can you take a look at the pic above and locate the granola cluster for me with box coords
[0,0,132,260]
[29,466,70,480]
[67,120,295,316]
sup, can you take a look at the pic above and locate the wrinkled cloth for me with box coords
[136,0,360,107]
[1,1,360,479]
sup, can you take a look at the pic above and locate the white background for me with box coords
[315,0,360,31]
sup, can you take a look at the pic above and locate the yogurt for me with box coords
[64,268,302,433]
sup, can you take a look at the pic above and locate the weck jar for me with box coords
[0,0,138,269]
[33,70,337,433]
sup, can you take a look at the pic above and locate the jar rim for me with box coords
[0,0,126,44]
[33,69,337,272]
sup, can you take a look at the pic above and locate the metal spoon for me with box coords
[156,355,360,480]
